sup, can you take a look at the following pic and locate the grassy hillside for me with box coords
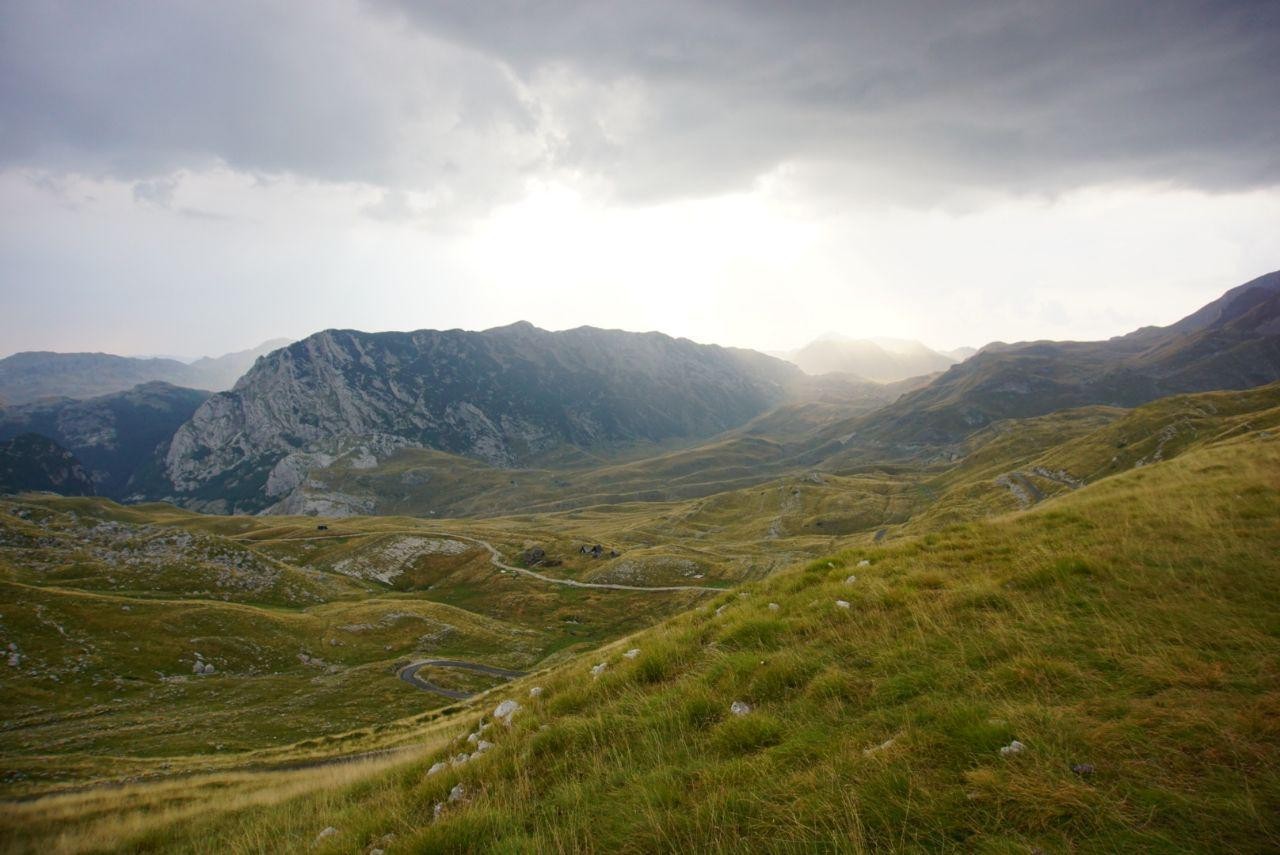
[5,429,1276,853]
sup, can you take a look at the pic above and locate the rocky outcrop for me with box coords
[164,323,801,512]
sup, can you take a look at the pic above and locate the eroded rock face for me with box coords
[163,325,799,513]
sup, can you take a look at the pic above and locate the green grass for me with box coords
[4,431,1275,852]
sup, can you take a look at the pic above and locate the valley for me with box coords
[1,275,1278,852]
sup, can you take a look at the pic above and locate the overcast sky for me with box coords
[2,0,1278,358]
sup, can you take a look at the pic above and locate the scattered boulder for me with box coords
[623,648,641,660]
[316,826,338,842]
[529,686,544,698]
[857,559,871,568]
[863,737,895,756]
[1071,763,1095,777]
[767,603,779,611]
[7,652,21,667]
[432,802,445,821]
[476,740,494,753]
[451,753,470,767]
[202,662,216,675]
[448,783,467,803]
[845,575,857,585]
[493,699,521,725]
[590,662,607,679]
[1000,740,1026,757]
[835,600,851,609]
[520,547,547,567]
[730,700,751,716]
[467,732,479,744]
[427,761,447,776]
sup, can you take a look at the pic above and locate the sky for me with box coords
[1,0,1278,358]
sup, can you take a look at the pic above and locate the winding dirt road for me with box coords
[398,659,527,699]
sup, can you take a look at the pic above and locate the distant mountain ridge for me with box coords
[783,335,964,382]
[163,323,804,512]
[0,339,289,404]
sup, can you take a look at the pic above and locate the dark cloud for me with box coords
[0,0,542,214]
[384,0,1280,201]
[2,0,1277,209]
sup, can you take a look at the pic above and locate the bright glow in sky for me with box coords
[1,1,1277,358]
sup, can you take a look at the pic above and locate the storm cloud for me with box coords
[3,0,1278,208]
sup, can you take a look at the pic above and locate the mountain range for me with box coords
[1,272,1278,516]
[0,339,289,404]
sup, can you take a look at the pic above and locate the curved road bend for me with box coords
[398,659,528,699]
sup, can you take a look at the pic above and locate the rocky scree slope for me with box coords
[164,323,803,513]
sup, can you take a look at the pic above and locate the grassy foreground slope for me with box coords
[8,431,1275,853]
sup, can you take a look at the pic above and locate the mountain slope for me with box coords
[0,382,209,498]
[163,324,804,513]
[24,431,1274,853]
[0,434,95,496]
[826,271,1280,449]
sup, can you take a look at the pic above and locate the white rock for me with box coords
[835,600,851,609]
[845,575,857,584]
[316,826,338,841]
[857,559,871,567]
[623,648,641,660]
[202,663,216,675]
[448,783,467,803]
[863,737,895,756]
[590,663,607,679]
[427,762,447,776]
[715,605,728,615]
[737,592,749,599]
[767,603,779,611]
[494,699,521,724]
[1000,740,1026,756]
[370,850,384,855]
[451,753,470,766]
[466,732,478,744]
[7,653,20,667]
[730,700,751,716]
[432,802,445,821]
[476,740,494,753]
[528,686,544,698]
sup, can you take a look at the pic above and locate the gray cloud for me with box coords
[0,0,543,216]
[2,0,1278,211]
[383,0,1280,201]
